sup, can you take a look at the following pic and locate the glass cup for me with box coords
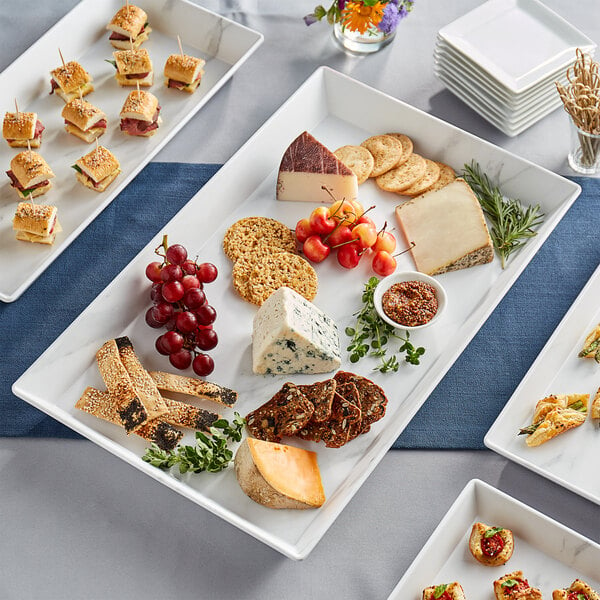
[568,122,600,175]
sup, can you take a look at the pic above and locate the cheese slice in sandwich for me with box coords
[61,98,107,143]
[13,202,62,245]
[49,60,94,103]
[3,111,45,148]
[112,48,153,87]
[164,53,205,93]
[119,89,161,137]
[107,4,151,49]
[73,145,121,192]
[6,150,55,199]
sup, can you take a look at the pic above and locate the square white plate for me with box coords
[438,0,595,94]
[485,263,600,505]
[0,0,263,303]
[12,67,581,560]
[387,479,600,599]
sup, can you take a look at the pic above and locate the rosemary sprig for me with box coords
[345,276,425,373]
[142,413,245,474]
[462,160,544,269]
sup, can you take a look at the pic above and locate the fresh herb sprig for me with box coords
[345,276,425,373]
[462,160,544,269]
[142,413,245,474]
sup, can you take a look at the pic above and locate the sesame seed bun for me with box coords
[75,145,120,184]
[120,90,159,121]
[61,98,106,132]
[164,54,205,85]
[3,111,37,141]
[10,150,55,188]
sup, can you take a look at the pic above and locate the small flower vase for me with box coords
[333,20,396,55]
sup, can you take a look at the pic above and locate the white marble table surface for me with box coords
[1,2,599,599]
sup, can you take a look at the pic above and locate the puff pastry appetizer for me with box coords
[493,571,542,600]
[468,522,514,566]
[519,393,588,447]
[579,323,600,363]
[552,578,600,600]
[591,386,600,421]
[422,583,466,600]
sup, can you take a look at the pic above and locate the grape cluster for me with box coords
[144,236,218,377]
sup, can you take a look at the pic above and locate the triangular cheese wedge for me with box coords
[276,131,358,203]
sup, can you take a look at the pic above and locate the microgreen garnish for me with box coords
[433,584,448,598]
[104,58,117,69]
[345,276,425,373]
[142,413,245,474]
[462,160,544,269]
[501,579,520,588]
[484,527,503,537]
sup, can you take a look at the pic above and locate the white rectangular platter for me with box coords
[0,0,263,303]
[387,479,600,599]
[485,263,600,505]
[12,67,581,560]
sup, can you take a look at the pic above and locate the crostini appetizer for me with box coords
[493,571,542,600]
[552,579,600,600]
[468,522,514,566]
[422,582,467,600]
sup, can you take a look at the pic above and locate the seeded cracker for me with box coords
[246,251,318,306]
[375,153,427,193]
[246,382,314,442]
[400,159,441,197]
[223,217,297,262]
[419,161,456,194]
[361,134,404,177]
[232,244,288,301]
[297,379,337,422]
[333,145,375,184]
[384,133,414,166]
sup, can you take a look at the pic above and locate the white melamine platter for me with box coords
[387,479,600,599]
[0,0,263,303]
[438,0,595,94]
[13,67,581,560]
[485,264,600,505]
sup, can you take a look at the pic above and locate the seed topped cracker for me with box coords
[297,378,337,422]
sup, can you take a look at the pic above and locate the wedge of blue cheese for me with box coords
[252,287,341,375]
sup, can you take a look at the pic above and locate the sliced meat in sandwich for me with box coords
[73,145,121,192]
[61,98,107,143]
[107,5,151,49]
[111,48,153,87]
[164,54,205,93]
[119,90,161,137]
[6,150,55,199]
[50,60,94,103]
[3,111,45,148]
[13,202,62,245]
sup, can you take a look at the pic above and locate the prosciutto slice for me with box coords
[120,107,160,136]
[6,170,49,192]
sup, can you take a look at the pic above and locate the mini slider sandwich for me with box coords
[3,111,45,148]
[164,53,205,93]
[119,90,161,137]
[50,60,94,103]
[73,145,121,192]
[62,98,107,143]
[107,5,151,49]
[6,150,55,199]
[13,202,61,245]
[111,48,153,87]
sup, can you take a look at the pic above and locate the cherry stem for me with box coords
[392,241,415,257]
[330,237,360,249]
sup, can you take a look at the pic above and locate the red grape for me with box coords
[181,275,201,291]
[195,328,218,351]
[175,311,198,334]
[166,244,187,265]
[161,330,184,354]
[195,304,217,326]
[192,353,214,377]
[197,262,218,283]
[181,260,198,275]
[170,349,192,370]
[162,281,184,303]
[153,302,174,323]
[150,283,163,302]
[145,261,163,283]
[155,335,170,356]
[145,307,163,328]
[183,288,206,310]
[161,263,183,283]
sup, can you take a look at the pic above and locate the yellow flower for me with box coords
[342,1,385,35]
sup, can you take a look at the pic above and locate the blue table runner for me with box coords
[1,163,598,448]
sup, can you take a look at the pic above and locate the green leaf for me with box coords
[433,584,448,598]
[501,579,520,588]
[104,58,117,69]
[71,164,83,174]
[484,527,503,538]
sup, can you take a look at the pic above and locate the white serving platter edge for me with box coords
[485,263,600,505]
[387,479,600,599]
[13,66,581,560]
[0,0,263,303]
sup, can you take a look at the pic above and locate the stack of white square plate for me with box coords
[434,0,596,137]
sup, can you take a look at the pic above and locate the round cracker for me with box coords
[360,135,403,177]
[232,244,287,300]
[223,217,297,262]
[384,133,414,166]
[419,162,456,194]
[375,153,427,193]
[334,145,374,185]
[246,252,318,306]
[400,159,441,197]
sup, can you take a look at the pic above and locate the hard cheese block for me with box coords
[252,286,341,374]
[395,178,494,275]
[276,130,358,203]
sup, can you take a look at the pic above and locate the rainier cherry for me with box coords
[303,235,331,263]
[337,242,362,269]
[295,218,313,243]
[352,222,377,249]
[309,206,336,235]
[373,230,397,254]
[372,250,397,277]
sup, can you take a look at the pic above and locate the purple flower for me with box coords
[304,13,319,26]
[398,5,408,19]
[338,0,346,10]
[378,3,401,34]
